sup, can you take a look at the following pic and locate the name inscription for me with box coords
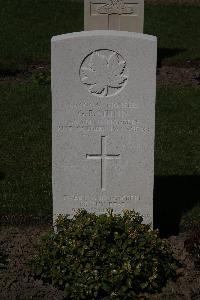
[58,102,150,133]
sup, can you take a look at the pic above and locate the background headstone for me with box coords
[84,0,144,32]
[52,31,157,225]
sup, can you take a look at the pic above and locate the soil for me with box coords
[157,65,200,87]
[147,233,200,300]
[0,222,200,300]
[0,62,50,85]
[0,223,66,300]
[0,61,199,87]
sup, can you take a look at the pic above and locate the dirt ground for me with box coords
[0,61,199,87]
[0,223,66,300]
[0,221,200,300]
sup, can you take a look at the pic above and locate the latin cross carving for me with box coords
[86,136,120,191]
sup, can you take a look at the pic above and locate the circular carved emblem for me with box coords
[80,49,128,97]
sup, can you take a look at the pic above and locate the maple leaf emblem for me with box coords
[80,50,128,97]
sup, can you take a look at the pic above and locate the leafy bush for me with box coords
[29,210,179,299]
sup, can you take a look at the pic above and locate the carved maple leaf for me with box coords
[81,52,127,96]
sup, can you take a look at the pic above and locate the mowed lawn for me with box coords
[0,1,199,224]
[0,1,199,71]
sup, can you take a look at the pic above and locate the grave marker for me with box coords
[52,31,157,224]
[84,0,144,32]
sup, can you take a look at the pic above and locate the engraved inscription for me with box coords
[65,194,140,213]
[80,49,128,97]
[58,101,150,133]
[68,102,137,109]
[86,136,120,191]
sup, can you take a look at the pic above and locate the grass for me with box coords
[0,84,52,216]
[0,0,83,71]
[155,87,200,175]
[0,1,199,71]
[181,203,200,225]
[0,84,199,217]
[145,5,200,63]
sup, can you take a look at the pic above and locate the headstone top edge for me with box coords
[51,30,157,43]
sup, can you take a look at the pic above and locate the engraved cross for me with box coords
[91,0,139,30]
[86,136,120,191]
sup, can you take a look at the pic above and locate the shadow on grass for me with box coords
[0,171,5,181]
[157,48,186,67]
[154,175,200,237]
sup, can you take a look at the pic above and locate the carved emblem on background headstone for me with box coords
[97,0,134,15]
[80,49,128,97]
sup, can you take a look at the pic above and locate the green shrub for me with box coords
[29,210,179,299]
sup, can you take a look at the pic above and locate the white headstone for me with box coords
[84,0,144,32]
[52,31,157,225]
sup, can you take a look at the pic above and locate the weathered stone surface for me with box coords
[84,0,144,32]
[52,31,157,224]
